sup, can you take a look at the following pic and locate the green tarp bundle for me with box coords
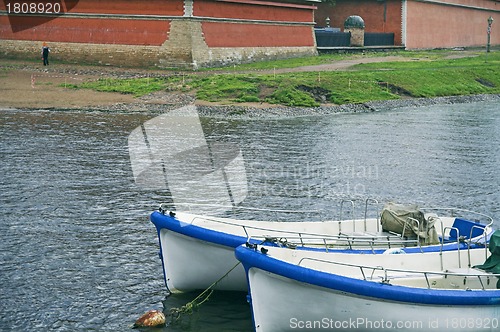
[475,230,500,273]
[474,230,500,288]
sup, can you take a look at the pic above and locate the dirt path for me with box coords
[267,55,410,74]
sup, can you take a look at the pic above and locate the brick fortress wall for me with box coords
[316,0,403,46]
[0,0,317,68]
[315,0,499,49]
[404,0,499,49]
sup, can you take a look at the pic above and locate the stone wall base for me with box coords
[196,46,317,69]
[0,39,317,69]
[0,39,165,68]
[1,18,317,69]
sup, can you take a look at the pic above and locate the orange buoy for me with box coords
[133,309,166,328]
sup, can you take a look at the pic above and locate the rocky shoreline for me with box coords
[4,93,498,118]
[76,93,499,118]
[196,94,500,118]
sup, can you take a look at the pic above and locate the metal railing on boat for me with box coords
[296,256,500,290]
[187,216,422,252]
[160,201,494,226]
[158,201,494,253]
[339,198,381,233]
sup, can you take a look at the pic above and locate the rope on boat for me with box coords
[167,261,242,322]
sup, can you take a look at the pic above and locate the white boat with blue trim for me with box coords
[150,201,494,293]
[235,231,500,332]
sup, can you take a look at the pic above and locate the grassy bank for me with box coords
[66,50,500,107]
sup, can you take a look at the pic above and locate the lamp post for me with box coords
[487,16,493,53]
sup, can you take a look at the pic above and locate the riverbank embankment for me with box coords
[1,55,499,117]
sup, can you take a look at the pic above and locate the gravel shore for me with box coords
[4,89,498,118]
[79,89,499,117]
[196,94,500,118]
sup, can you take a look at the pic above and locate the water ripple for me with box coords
[0,101,498,331]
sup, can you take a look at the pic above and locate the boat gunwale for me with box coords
[236,245,500,306]
[160,202,495,227]
[150,210,492,254]
[296,256,500,289]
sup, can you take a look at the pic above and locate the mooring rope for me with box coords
[167,261,242,322]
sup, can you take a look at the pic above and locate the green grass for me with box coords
[65,77,168,97]
[206,53,350,71]
[190,75,261,102]
[64,50,500,107]
[356,54,500,98]
[203,49,466,72]
[266,85,320,107]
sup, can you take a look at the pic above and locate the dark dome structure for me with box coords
[344,15,365,29]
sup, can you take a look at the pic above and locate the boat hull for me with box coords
[236,245,500,332]
[159,229,247,292]
[246,267,500,331]
[150,209,492,292]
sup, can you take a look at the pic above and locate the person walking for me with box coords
[41,42,50,66]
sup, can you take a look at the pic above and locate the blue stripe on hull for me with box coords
[235,245,500,306]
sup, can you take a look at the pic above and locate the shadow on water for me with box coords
[159,291,253,332]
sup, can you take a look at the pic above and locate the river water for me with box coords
[1,100,498,331]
